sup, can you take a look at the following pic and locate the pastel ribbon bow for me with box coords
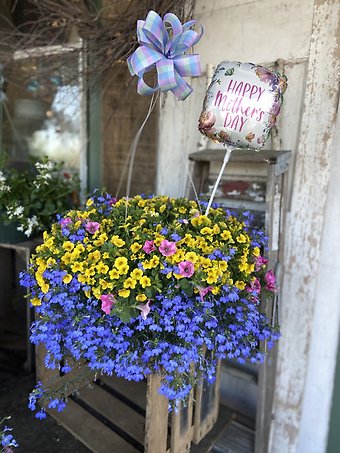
[127,10,203,100]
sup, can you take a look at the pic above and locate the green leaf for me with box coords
[145,287,154,298]
[179,278,193,297]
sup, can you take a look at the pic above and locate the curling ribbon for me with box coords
[127,10,203,100]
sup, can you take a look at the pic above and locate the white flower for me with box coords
[24,216,39,237]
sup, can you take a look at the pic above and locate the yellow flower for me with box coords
[185,251,198,263]
[123,277,137,289]
[86,198,94,206]
[140,276,151,288]
[114,257,128,268]
[63,274,73,284]
[78,274,87,284]
[75,244,85,253]
[96,262,109,274]
[40,282,49,294]
[136,293,147,302]
[131,268,143,280]
[92,287,102,299]
[61,252,72,265]
[235,280,246,290]
[71,262,83,273]
[236,234,247,243]
[99,279,113,290]
[118,288,130,298]
[89,250,101,262]
[253,247,260,257]
[130,242,142,253]
[220,230,233,241]
[94,234,108,247]
[63,241,75,252]
[46,257,56,267]
[31,297,41,306]
[218,261,228,272]
[109,269,120,280]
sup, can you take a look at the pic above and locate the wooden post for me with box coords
[144,374,169,453]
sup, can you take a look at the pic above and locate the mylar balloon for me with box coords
[198,61,287,149]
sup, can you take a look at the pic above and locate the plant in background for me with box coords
[21,191,279,417]
[0,417,18,452]
[0,154,79,237]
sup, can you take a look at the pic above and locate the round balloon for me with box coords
[198,61,287,149]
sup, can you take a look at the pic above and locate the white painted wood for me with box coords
[297,106,340,453]
[269,1,340,451]
[156,0,313,197]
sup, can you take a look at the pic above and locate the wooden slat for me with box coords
[78,383,145,446]
[51,397,140,453]
[144,374,169,453]
[170,394,194,453]
[189,148,290,164]
[192,360,221,445]
[99,374,147,411]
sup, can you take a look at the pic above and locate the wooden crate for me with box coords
[36,355,221,452]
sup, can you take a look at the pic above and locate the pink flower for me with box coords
[60,217,72,228]
[159,239,177,257]
[100,293,116,315]
[198,110,216,131]
[178,261,195,278]
[197,285,213,302]
[247,278,261,294]
[265,270,276,292]
[136,300,151,320]
[143,240,156,254]
[86,221,100,234]
[109,197,117,205]
[255,255,268,271]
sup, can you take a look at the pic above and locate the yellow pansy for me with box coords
[236,234,247,243]
[99,279,113,290]
[136,293,147,302]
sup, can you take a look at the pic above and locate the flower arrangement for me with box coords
[21,191,279,416]
[0,417,18,452]
[0,154,79,238]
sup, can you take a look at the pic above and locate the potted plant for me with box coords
[21,190,279,422]
[0,154,79,242]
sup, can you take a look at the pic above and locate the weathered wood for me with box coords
[51,397,140,453]
[77,383,145,446]
[269,0,340,451]
[192,360,221,444]
[170,393,194,453]
[144,374,169,453]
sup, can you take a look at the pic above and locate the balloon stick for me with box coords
[205,146,233,216]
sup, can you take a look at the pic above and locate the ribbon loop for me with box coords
[127,10,203,100]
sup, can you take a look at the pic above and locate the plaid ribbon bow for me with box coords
[127,10,203,100]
